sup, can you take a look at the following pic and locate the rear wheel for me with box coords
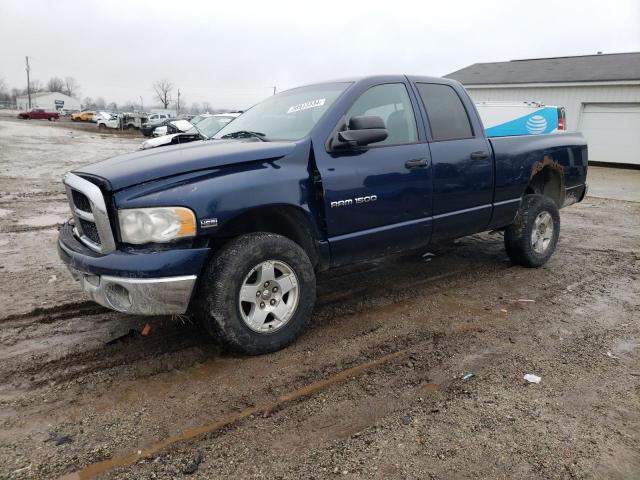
[196,232,316,355]
[504,194,560,267]
[98,123,106,129]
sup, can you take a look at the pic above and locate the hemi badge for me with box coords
[200,218,218,228]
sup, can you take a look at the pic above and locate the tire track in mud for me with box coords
[0,301,106,326]
[0,223,62,233]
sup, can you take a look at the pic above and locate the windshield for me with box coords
[191,114,210,125]
[213,82,349,141]
[188,115,236,139]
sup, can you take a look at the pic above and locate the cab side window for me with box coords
[415,83,473,141]
[345,83,418,146]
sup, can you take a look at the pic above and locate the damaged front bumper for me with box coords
[57,222,209,315]
[66,267,197,315]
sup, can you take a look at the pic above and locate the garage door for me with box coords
[578,103,640,165]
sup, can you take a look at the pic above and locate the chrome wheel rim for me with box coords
[238,260,299,333]
[531,211,554,254]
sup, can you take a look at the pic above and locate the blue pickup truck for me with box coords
[58,75,588,354]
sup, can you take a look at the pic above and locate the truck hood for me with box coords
[75,139,297,191]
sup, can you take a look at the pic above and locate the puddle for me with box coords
[421,382,441,392]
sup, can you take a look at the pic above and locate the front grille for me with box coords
[79,218,101,245]
[63,173,116,254]
[72,190,92,212]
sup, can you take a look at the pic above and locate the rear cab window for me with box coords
[415,83,474,141]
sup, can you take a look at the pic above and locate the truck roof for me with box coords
[288,74,462,90]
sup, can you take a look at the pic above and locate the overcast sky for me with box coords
[1,0,639,109]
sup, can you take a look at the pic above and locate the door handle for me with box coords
[470,151,489,160]
[405,158,429,169]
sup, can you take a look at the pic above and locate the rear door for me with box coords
[410,81,494,241]
[314,81,433,265]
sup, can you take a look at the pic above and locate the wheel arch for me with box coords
[524,163,565,207]
[208,204,322,267]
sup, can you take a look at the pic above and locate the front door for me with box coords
[314,82,433,266]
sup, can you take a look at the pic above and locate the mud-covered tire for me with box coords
[504,194,560,268]
[196,232,316,355]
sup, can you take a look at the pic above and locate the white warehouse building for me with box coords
[446,52,640,165]
[16,91,81,113]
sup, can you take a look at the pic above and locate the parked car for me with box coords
[190,113,212,125]
[58,75,588,355]
[17,108,60,121]
[140,118,168,137]
[141,113,240,149]
[71,111,96,122]
[152,119,194,137]
[96,112,147,130]
[475,101,566,137]
[147,113,171,123]
[94,111,114,122]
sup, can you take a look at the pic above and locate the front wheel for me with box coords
[504,194,560,267]
[196,232,316,355]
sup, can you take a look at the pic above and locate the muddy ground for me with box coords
[0,119,638,480]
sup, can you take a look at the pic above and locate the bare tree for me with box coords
[29,79,43,93]
[190,102,201,114]
[63,76,80,97]
[152,79,173,109]
[47,77,65,93]
[95,97,106,110]
[0,77,6,93]
[122,101,137,112]
[83,97,94,109]
[202,101,211,113]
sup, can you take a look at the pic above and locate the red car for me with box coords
[18,108,60,121]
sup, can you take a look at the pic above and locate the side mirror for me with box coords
[336,115,388,148]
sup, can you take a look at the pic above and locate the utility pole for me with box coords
[25,56,31,109]
[139,95,143,111]
[177,89,181,114]
[273,86,276,95]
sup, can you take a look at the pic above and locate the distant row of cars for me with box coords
[140,113,241,149]
[16,106,242,150]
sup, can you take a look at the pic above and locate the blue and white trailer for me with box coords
[476,101,566,137]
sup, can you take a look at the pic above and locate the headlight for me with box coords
[118,207,196,244]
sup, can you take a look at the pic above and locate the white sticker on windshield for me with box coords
[287,98,326,114]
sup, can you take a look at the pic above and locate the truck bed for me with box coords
[488,132,588,228]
